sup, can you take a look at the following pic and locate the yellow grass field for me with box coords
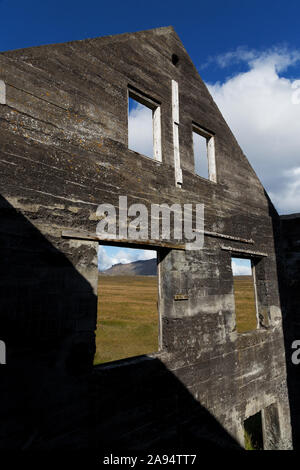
[233,275,257,333]
[94,275,158,365]
[94,274,257,365]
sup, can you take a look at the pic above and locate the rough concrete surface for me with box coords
[0,27,296,450]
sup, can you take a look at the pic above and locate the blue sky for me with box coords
[128,97,153,158]
[2,0,300,84]
[1,0,300,269]
[98,246,156,271]
[231,258,252,276]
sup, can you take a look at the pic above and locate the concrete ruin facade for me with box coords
[0,27,297,450]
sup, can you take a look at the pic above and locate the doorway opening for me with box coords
[94,245,159,365]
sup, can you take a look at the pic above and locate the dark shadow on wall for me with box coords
[0,194,241,451]
[0,194,97,449]
[91,356,242,452]
[267,194,300,449]
[279,215,300,449]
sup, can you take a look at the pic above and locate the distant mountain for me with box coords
[100,258,157,276]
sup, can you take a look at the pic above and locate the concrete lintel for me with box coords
[221,245,268,257]
[61,230,186,250]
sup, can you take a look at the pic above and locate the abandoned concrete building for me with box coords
[0,26,299,450]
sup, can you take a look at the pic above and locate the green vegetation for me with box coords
[244,429,255,450]
[233,275,257,333]
[244,412,264,450]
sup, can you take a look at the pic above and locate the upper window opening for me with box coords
[231,257,258,333]
[94,245,159,365]
[128,88,162,162]
[192,125,216,182]
[193,132,209,179]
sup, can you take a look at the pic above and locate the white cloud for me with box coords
[205,46,300,72]
[110,249,133,266]
[128,101,153,158]
[269,166,300,213]
[98,246,156,271]
[136,250,157,261]
[205,47,300,214]
[98,245,113,271]
[231,260,252,276]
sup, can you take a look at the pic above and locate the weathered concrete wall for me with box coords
[0,27,292,449]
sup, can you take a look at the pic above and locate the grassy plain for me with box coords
[233,275,257,333]
[94,275,158,365]
[94,274,257,365]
